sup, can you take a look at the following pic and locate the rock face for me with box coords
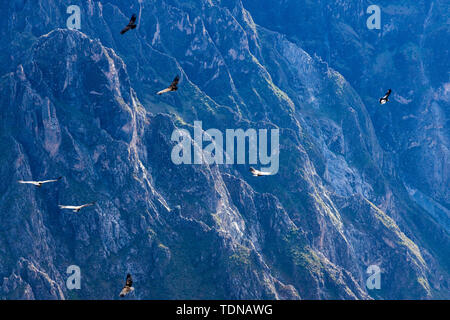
[242,0,450,232]
[0,0,448,299]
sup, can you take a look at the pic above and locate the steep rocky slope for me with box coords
[243,0,449,232]
[0,0,448,299]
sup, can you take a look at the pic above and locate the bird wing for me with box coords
[157,87,172,95]
[126,274,133,287]
[120,26,131,34]
[18,180,38,185]
[40,177,62,184]
[80,202,95,209]
[39,180,56,184]
[59,205,78,210]
[171,75,180,87]
[382,90,391,99]
[120,287,130,297]
[130,14,137,24]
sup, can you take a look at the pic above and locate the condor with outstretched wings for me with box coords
[249,167,273,177]
[120,14,137,35]
[157,76,180,95]
[379,89,392,104]
[18,177,62,187]
[59,202,96,213]
[119,274,134,297]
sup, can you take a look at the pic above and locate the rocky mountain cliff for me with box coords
[0,0,448,299]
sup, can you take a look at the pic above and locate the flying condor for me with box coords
[157,75,180,95]
[119,274,135,297]
[121,14,137,35]
[379,89,392,104]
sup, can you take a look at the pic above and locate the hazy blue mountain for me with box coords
[0,0,448,299]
